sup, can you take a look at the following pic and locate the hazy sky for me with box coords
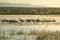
[0,0,60,7]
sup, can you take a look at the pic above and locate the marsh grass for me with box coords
[1,29,60,40]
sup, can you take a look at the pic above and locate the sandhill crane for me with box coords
[31,19,35,22]
[41,20,45,23]
[44,19,50,23]
[36,19,41,22]
[25,19,31,22]
[19,18,24,22]
[8,20,17,23]
[1,18,8,23]
[52,19,56,22]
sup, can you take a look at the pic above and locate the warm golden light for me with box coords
[0,0,60,7]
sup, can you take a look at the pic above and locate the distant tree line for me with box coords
[0,8,60,15]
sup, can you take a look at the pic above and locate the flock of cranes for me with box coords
[1,18,56,23]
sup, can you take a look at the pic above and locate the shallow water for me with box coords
[0,15,60,40]
[0,15,60,31]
